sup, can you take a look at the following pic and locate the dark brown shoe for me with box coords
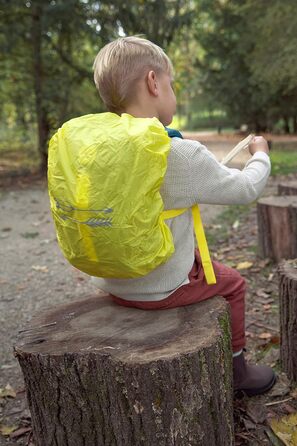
[233,352,276,397]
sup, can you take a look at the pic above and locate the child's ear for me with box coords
[147,70,158,97]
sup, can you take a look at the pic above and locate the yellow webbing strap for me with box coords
[162,204,216,285]
[162,208,188,219]
[191,204,216,284]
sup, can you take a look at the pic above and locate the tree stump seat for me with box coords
[279,260,297,383]
[14,294,234,446]
[257,195,297,262]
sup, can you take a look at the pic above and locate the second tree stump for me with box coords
[257,196,297,262]
[278,180,297,196]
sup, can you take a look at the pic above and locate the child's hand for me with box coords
[248,136,270,156]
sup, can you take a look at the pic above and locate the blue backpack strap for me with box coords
[165,127,183,139]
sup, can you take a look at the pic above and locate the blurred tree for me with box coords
[246,0,297,133]
[195,0,297,133]
[0,0,196,172]
[102,0,194,47]
[1,0,104,172]
[195,0,270,131]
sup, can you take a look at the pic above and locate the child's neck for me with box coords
[123,103,159,121]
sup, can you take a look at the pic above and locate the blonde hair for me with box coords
[93,36,173,114]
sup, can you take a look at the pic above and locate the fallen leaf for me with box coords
[0,424,19,436]
[232,220,240,229]
[246,401,267,424]
[210,224,222,229]
[40,239,51,244]
[220,246,232,253]
[31,265,48,273]
[0,384,17,398]
[236,261,253,270]
[243,418,256,430]
[258,259,271,268]
[256,289,271,299]
[269,413,297,446]
[258,332,272,340]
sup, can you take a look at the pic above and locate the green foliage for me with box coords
[270,148,297,176]
[195,0,297,133]
[0,0,196,170]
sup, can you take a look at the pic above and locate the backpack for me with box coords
[48,112,216,284]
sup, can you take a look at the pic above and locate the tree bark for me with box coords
[31,3,49,174]
[278,260,297,382]
[257,196,297,262]
[14,294,234,446]
[278,181,297,196]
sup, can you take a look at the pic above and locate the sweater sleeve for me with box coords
[167,138,271,206]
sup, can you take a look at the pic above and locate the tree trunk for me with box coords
[14,294,234,446]
[278,181,297,196]
[278,260,297,382]
[31,3,49,174]
[283,116,290,134]
[293,115,297,134]
[257,196,297,262]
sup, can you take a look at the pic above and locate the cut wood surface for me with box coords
[257,196,297,262]
[278,180,297,196]
[278,260,297,382]
[14,294,234,446]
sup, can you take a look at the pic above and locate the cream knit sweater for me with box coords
[92,137,271,301]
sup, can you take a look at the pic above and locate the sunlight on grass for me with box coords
[270,148,297,176]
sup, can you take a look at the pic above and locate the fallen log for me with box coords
[14,294,234,446]
[278,260,297,382]
[257,196,297,262]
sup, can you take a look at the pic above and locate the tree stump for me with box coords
[278,180,297,196]
[14,294,234,446]
[257,196,297,262]
[279,260,297,382]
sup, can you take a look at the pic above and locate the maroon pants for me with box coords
[111,249,246,352]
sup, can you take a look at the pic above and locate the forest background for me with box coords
[1,0,297,173]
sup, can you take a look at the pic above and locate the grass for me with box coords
[270,148,297,176]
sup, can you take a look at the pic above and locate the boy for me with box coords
[91,36,276,396]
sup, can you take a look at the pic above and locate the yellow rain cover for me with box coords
[47,112,174,278]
